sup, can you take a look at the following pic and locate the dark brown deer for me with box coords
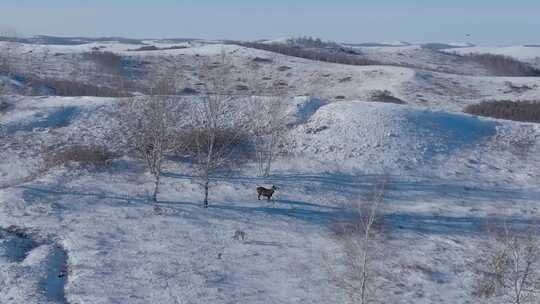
[257,185,277,201]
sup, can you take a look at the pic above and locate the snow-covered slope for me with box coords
[1,95,539,303]
[1,37,540,303]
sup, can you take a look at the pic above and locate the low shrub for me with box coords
[464,100,540,123]
[42,145,113,170]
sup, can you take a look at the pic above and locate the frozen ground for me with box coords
[0,93,539,303]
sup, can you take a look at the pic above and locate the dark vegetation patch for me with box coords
[421,43,469,50]
[128,45,188,51]
[235,84,249,91]
[344,42,411,47]
[235,39,381,66]
[464,100,540,123]
[179,87,199,95]
[277,65,291,71]
[458,53,540,76]
[368,90,406,104]
[130,45,160,51]
[252,57,273,63]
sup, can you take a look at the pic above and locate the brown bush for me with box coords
[29,77,130,97]
[464,100,540,123]
[42,145,113,170]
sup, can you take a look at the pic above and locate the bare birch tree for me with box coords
[243,56,290,177]
[247,95,289,177]
[122,78,181,202]
[329,177,388,304]
[179,52,246,208]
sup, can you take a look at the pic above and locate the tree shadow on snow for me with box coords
[386,213,540,235]
[18,185,149,208]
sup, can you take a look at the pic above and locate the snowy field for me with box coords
[1,40,540,303]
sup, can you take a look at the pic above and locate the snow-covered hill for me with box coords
[3,41,540,112]
[1,94,539,303]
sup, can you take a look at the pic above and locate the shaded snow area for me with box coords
[1,95,539,303]
[0,227,68,304]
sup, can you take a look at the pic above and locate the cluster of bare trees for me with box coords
[121,51,290,206]
[475,221,540,304]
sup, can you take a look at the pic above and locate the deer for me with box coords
[233,230,246,241]
[257,185,277,201]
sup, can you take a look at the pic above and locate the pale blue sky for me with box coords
[1,0,539,45]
